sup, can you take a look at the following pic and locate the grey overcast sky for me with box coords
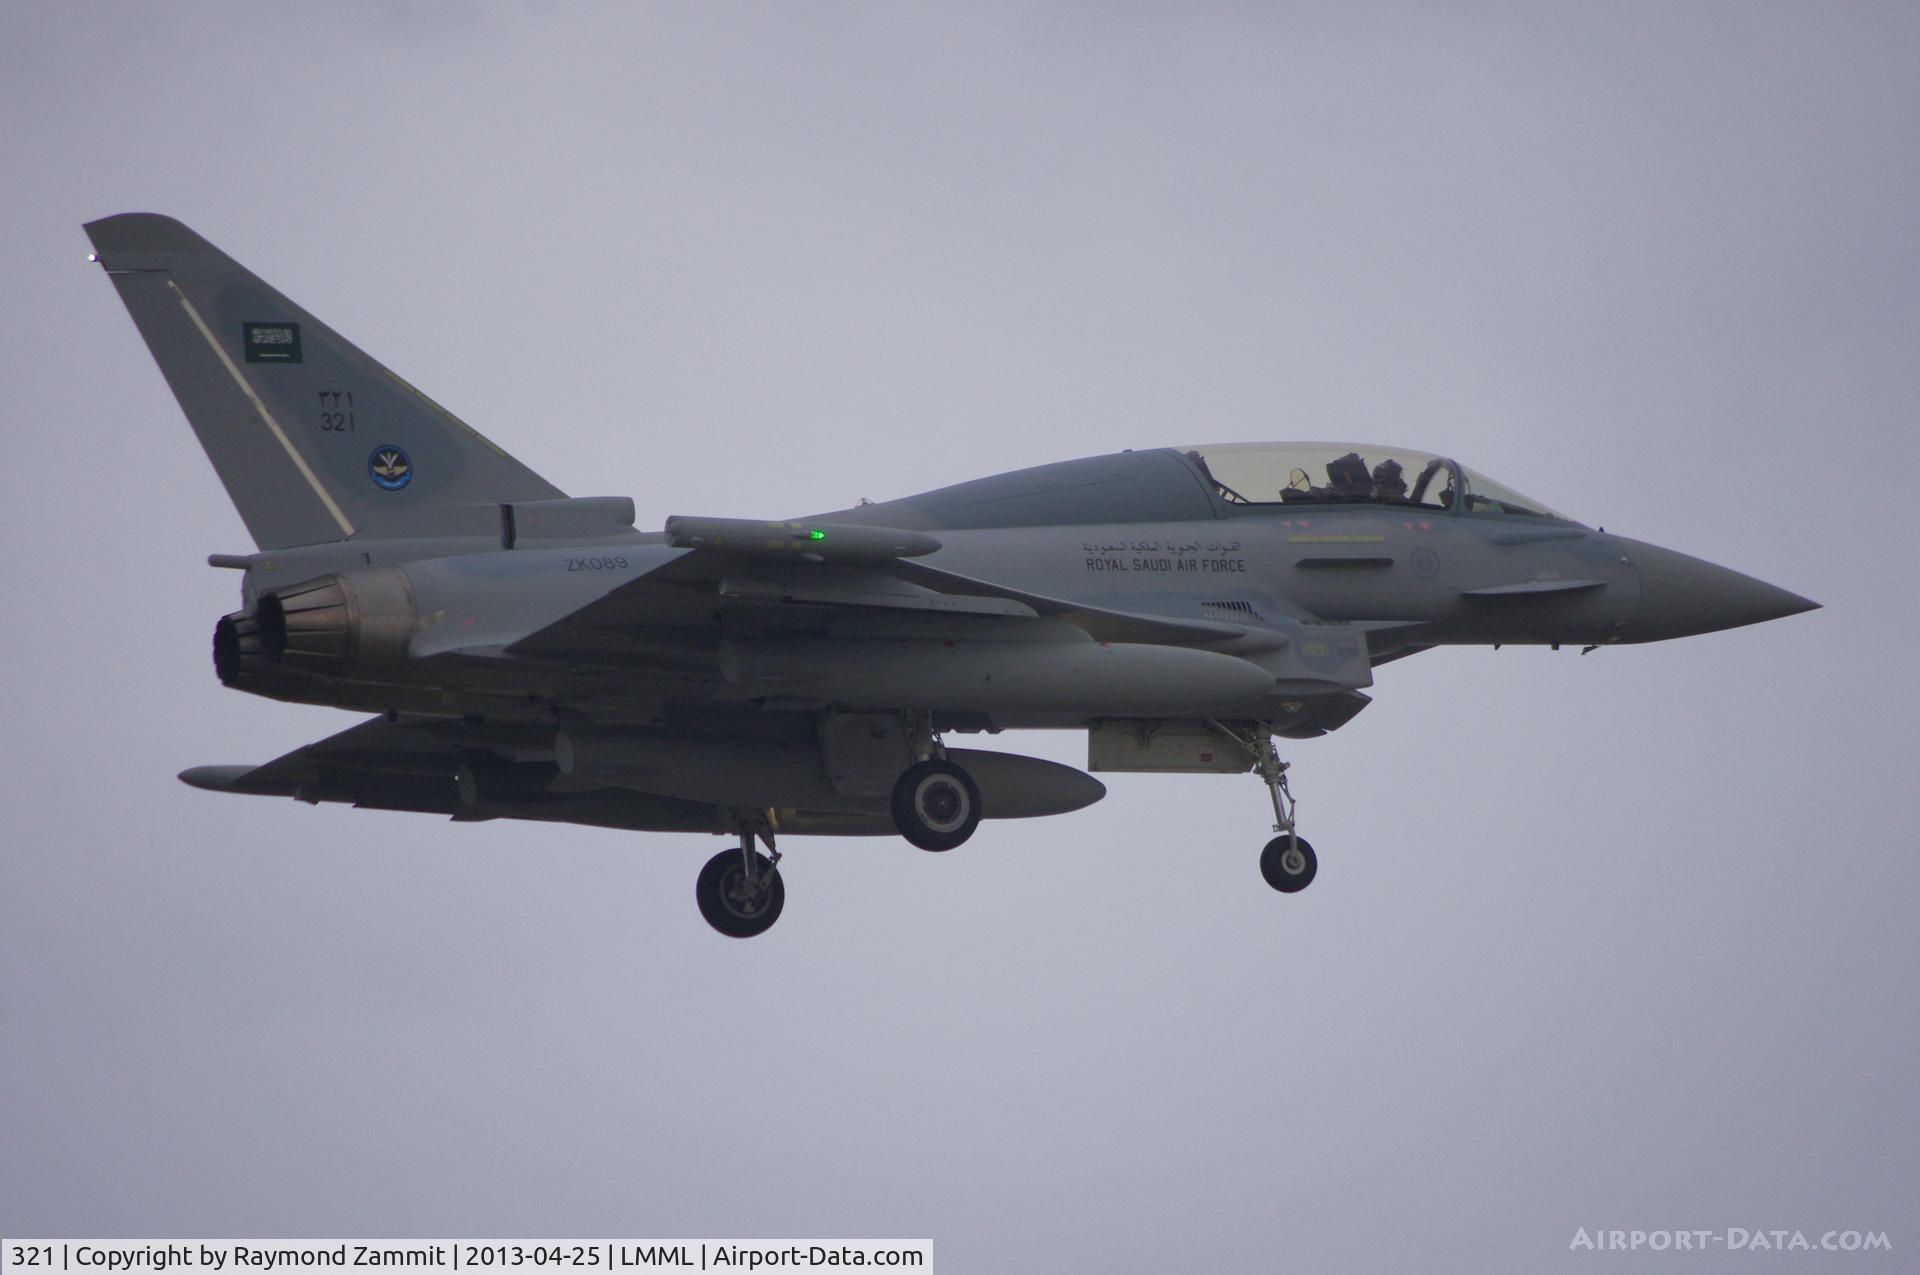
[3,4,1915,1271]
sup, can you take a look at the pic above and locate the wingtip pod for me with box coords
[178,765,256,792]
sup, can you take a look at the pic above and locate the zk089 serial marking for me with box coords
[565,556,629,572]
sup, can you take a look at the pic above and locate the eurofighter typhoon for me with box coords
[86,213,1818,936]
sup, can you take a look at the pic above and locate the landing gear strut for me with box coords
[1211,720,1318,894]
[890,711,982,852]
[696,812,785,938]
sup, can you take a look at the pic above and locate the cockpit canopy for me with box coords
[1178,442,1567,520]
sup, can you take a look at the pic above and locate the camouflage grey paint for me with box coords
[88,213,1818,855]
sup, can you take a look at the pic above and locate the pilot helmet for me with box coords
[1326,451,1372,497]
[1372,458,1407,498]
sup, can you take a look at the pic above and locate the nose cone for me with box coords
[1619,539,1819,642]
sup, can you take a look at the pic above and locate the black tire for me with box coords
[1259,834,1317,893]
[890,759,982,852]
[695,847,786,938]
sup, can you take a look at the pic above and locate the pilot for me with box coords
[1372,458,1408,501]
[1326,452,1373,501]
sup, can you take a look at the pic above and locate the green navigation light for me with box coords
[809,530,827,541]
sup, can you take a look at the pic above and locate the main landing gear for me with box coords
[891,759,981,851]
[1211,720,1318,895]
[694,711,986,935]
[890,712,981,852]
[695,812,785,938]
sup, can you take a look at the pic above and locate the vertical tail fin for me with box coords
[85,212,565,550]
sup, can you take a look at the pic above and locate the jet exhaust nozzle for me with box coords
[212,609,270,684]
[250,567,418,679]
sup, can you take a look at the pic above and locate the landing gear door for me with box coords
[1088,721,1255,773]
[820,712,912,796]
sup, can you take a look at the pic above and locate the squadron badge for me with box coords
[368,445,413,490]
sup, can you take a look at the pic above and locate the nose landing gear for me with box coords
[1260,832,1317,893]
[1211,720,1318,895]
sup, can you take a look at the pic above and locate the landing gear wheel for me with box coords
[891,758,982,852]
[1260,834,1318,893]
[696,847,785,937]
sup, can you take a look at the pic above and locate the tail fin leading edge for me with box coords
[85,212,565,550]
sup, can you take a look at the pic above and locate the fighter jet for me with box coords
[85,213,1818,936]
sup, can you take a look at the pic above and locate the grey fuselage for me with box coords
[218,446,1807,738]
